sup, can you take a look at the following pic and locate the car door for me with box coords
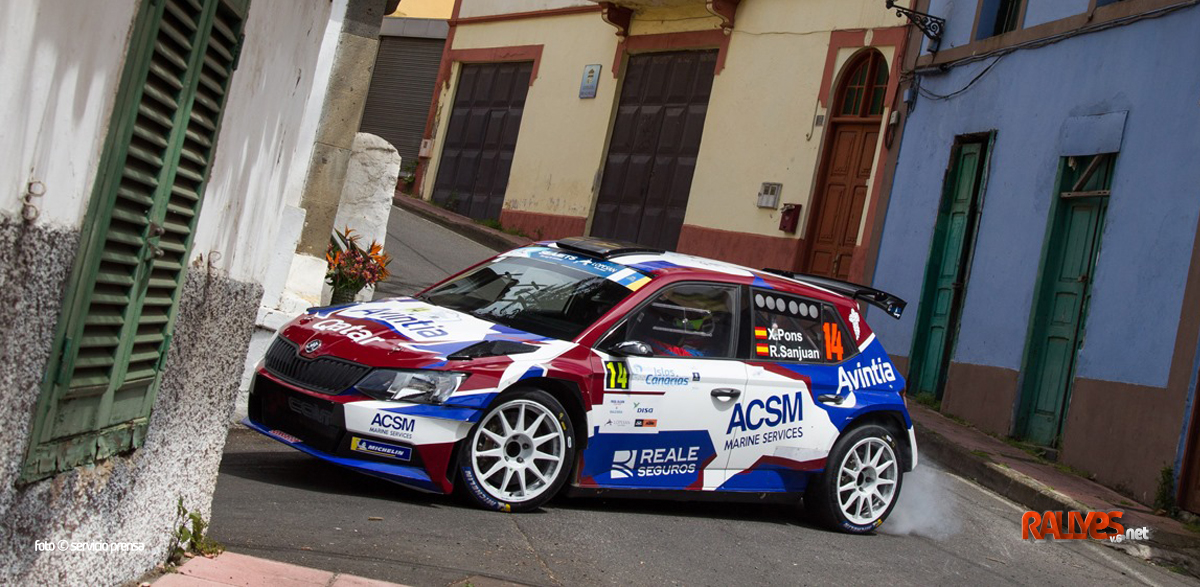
[720,288,859,492]
[580,282,748,491]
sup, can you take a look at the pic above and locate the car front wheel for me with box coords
[806,424,904,533]
[458,388,575,512]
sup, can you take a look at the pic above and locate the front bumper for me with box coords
[242,418,441,493]
[246,369,479,493]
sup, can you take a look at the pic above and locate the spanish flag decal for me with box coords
[756,344,770,356]
[754,327,768,339]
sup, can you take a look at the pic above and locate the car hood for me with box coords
[279,297,556,366]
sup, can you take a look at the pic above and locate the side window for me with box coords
[750,290,860,364]
[625,284,738,359]
[975,0,1024,40]
[822,305,859,363]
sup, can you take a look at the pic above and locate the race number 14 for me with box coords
[605,361,629,390]
[823,323,844,362]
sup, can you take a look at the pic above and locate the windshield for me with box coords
[420,248,645,340]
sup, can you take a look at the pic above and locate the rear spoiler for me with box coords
[760,269,907,319]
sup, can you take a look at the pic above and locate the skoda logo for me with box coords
[303,339,322,354]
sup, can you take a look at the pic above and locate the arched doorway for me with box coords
[804,50,889,280]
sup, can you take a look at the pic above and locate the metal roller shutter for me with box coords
[359,36,444,165]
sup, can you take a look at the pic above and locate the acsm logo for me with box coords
[726,392,803,433]
[369,413,416,439]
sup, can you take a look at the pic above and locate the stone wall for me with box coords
[0,215,261,585]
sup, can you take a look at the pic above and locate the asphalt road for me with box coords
[210,429,1194,587]
[373,206,500,299]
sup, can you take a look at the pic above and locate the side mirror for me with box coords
[608,340,653,357]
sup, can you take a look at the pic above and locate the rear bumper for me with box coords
[907,425,919,471]
[243,418,442,493]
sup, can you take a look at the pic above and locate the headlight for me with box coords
[355,369,466,403]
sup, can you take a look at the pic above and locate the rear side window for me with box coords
[750,289,859,364]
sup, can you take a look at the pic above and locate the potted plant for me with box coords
[399,160,417,194]
[326,227,392,304]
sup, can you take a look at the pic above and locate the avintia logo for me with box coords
[837,358,896,394]
[727,392,803,434]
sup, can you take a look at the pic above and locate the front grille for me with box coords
[250,374,344,452]
[263,336,370,394]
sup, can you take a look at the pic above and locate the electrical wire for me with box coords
[915,54,1005,101]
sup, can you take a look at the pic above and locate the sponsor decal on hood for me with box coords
[307,298,548,347]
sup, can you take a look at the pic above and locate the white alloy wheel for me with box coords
[469,398,568,504]
[836,436,899,526]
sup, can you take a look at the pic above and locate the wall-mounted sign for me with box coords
[579,64,602,99]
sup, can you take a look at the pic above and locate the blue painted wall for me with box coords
[871,5,1200,389]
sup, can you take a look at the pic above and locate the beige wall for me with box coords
[459,0,593,18]
[391,0,455,19]
[422,12,621,219]
[426,0,910,246]
[655,0,903,242]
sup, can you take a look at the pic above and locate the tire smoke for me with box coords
[881,464,962,539]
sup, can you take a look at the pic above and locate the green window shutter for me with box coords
[22,0,249,482]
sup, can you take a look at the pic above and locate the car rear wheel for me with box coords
[805,424,903,533]
[458,388,575,512]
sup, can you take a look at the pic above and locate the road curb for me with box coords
[915,414,1200,577]
[393,193,531,252]
[915,423,1090,514]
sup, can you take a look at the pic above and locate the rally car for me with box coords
[245,236,916,533]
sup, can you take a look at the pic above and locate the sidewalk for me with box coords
[152,552,407,587]
[912,403,1200,576]
[392,192,532,252]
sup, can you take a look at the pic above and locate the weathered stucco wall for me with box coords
[0,0,338,583]
[0,0,138,228]
[191,0,335,283]
[0,218,260,584]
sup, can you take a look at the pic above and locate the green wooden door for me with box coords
[1018,155,1114,446]
[909,141,987,399]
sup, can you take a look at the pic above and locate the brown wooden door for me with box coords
[591,50,716,250]
[807,124,878,279]
[805,51,888,279]
[432,61,532,221]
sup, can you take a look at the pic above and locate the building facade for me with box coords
[360,16,450,166]
[415,0,917,281]
[871,0,1200,507]
[0,0,350,583]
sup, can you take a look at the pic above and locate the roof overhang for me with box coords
[587,0,739,36]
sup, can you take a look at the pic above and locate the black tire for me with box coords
[457,388,576,512]
[805,424,904,534]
